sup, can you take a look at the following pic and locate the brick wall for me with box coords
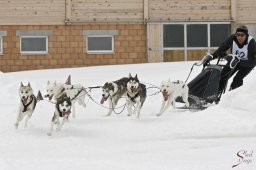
[0,24,147,72]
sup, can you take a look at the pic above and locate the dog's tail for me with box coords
[37,90,44,102]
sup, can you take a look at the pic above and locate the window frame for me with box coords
[20,36,48,55]
[86,35,114,54]
[0,37,2,55]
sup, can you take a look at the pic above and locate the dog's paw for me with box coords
[104,113,111,117]
[47,132,52,136]
[14,123,19,129]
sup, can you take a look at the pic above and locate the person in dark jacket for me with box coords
[204,25,256,95]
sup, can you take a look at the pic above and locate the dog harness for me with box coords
[21,95,36,112]
[127,86,142,103]
[70,86,84,101]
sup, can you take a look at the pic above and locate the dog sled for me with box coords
[176,53,240,111]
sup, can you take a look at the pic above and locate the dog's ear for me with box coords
[47,81,50,85]
[28,82,31,87]
[128,73,132,78]
[54,81,57,86]
[135,74,138,80]
[20,82,24,87]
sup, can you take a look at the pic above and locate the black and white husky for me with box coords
[15,82,37,129]
[157,79,189,116]
[100,77,129,116]
[47,94,72,136]
[45,81,87,118]
[126,74,147,118]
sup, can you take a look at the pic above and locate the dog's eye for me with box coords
[25,91,28,94]
[167,86,169,87]
[61,103,64,106]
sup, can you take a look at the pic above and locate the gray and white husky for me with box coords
[157,79,189,116]
[63,84,87,118]
[15,82,37,129]
[100,77,129,116]
[126,73,147,118]
[47,94,72,136]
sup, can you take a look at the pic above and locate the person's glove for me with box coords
[202,54,213,67]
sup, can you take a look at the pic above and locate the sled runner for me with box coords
[176,53,240,111]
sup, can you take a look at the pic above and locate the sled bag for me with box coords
[188,65,222,102]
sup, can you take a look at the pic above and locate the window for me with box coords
[20,36,48,54]
[16,30,52,55]
[86,36,114,53]
[187,24,207,47]
[210,24,230,47]
[164,24,184,47]
[0,37,2,54]
[0,31,7,55]
[162,22,230,61]
[83,30,118,54]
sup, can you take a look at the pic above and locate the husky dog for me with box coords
[100,77,129,116]
[126,74,147,118]
[44,81,65,102]
[15,82,37,129]
[63,84,87,118]
[47,94,72,136]
[157,79,189,116]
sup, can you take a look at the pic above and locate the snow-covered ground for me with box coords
[0,62,255,170]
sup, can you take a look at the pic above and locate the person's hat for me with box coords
[236,25,248,35]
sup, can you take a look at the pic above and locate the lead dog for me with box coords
[47,94,72,136]
[126,74,146,118]
[100,77,129,116]
[15,82,37,129]
[157,79,189,116]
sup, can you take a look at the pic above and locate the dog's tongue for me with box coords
[100,97,107,104]
[162,91,169,101]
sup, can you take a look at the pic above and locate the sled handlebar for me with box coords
[195,53,240,69]
[194,52,213,66]
[225,54,240,69]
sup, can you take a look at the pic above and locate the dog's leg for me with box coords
[157,100,167,116]
[72,101,76,118]
[182,93,190,107]
[135,102,142,118]
[14,110,22,129]
[24,113,32,128]
[47,113,57,136]
[126,101,133,116]
[105,98,114,116]
[57,116,68,131]
[81,92,87,108]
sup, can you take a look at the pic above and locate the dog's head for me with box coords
[100,82,117,104]
[160,79,174,101]
[127,73,140,93]
[19,82,34,102]
[45,81,60,101]
[57,95,72,114]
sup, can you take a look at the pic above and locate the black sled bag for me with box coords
[187,65,222,103]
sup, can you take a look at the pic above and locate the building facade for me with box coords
[0,0,256,72]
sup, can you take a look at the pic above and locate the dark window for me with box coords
[210,24,230,47]
[21,37,47,52]
[187,24,207,47]
[87,36,113,52]
[163,24,184,47]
